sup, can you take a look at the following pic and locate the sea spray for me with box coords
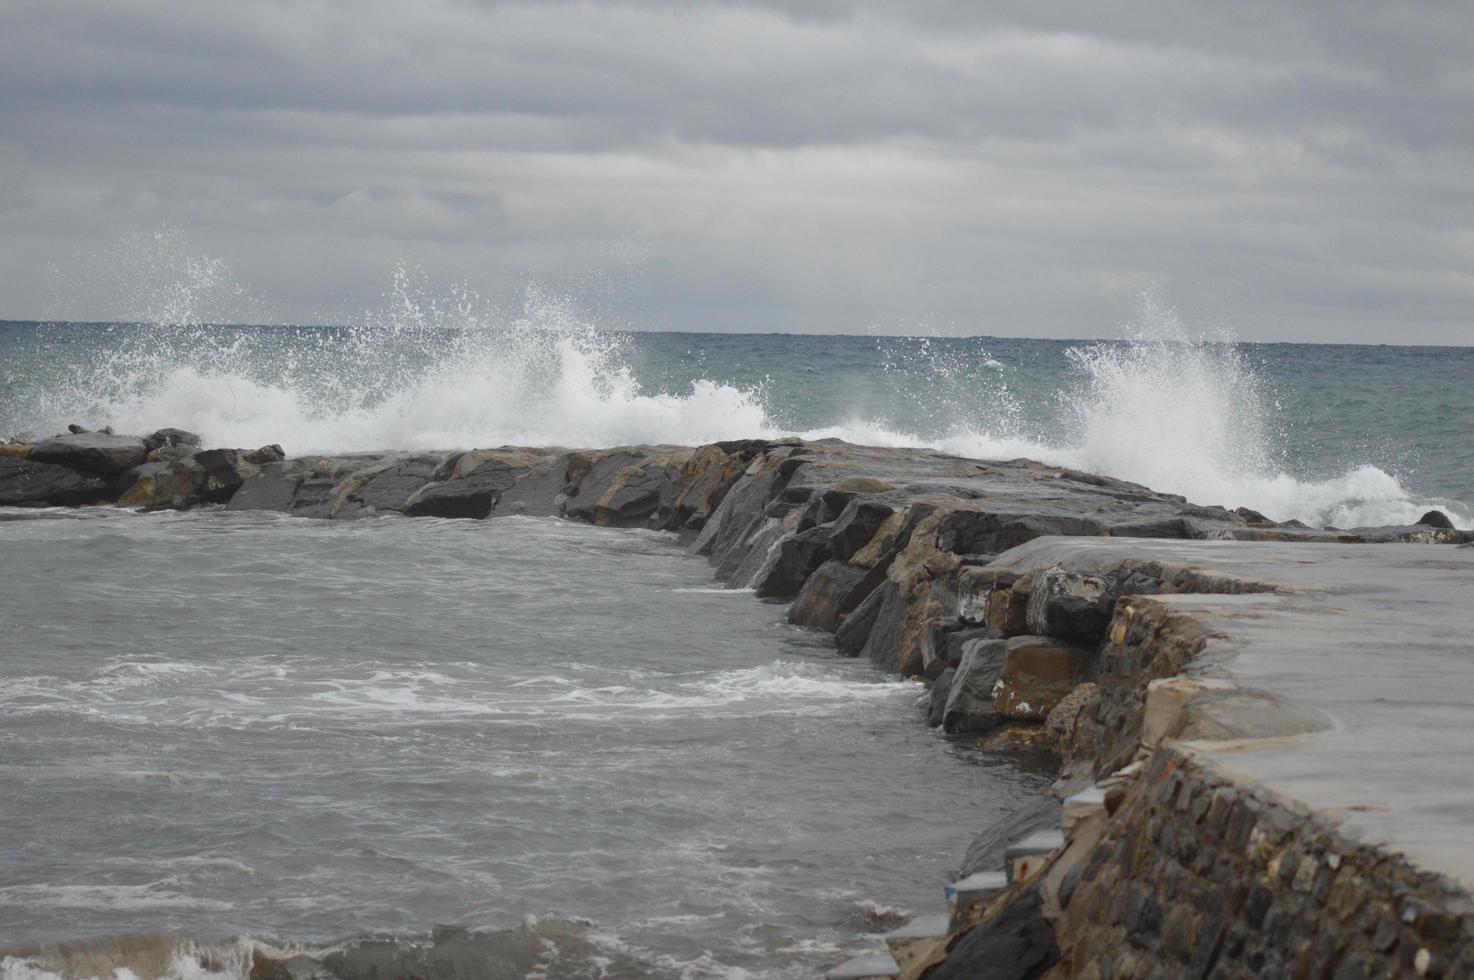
[10,230,1468,529]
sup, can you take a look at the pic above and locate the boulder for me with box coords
[116,459,208,509]
[938,891,1057,978]
[992,635,1096,722]
[142,428,202,453]
[753,523,834,599]
[956,796,1064,878]
[0,456,110,507]
[1417,509,1455,529]
[835,581,887,657]
[828,498,895,561]
[788,559,867,631]
[0,443,32,459]
[193,448,262,503]
[936,509,1104,555]
[1024,567,1113,642]
[30,432,147,477]
[404,459,529,519]
[493,457,571,518]
[941,638,1008,734]
[340,461,434,515]
[926,667,955,727]
[858,579,909,672]
[224,463,303,512]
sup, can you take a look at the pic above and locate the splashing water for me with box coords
[9,232,1468,529]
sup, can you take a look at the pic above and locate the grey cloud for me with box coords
[0,0,1471,342]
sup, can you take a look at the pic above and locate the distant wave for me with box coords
[13,240,1468,531]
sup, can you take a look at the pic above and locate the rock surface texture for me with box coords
[6,430,1474,978]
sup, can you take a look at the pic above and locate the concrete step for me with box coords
[882,913,950,943]
[1062,786,1108,837]
[946,869,1008,917]
[825,950,902,978]
[1005,828,1066,884]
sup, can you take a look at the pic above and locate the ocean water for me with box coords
[1,309,1470,529]
[0,509,1052,978]
[2,265,1471,977]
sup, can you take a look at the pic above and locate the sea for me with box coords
[1,293,1471,978]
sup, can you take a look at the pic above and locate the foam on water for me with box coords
[17,233,1468,529]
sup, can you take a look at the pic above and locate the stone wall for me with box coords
[1053,748,1474,980]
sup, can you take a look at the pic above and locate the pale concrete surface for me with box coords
[990,537,1474,893]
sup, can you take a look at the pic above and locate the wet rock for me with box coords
[1416,510,1454,529]
[0,456,111,507]
[927,886,1059,980]
[193,448,262,503]
[958,795,1064,877]
[936,509,1105,555]
[754,523,834,599]
[926,667,955,727]
[859,579,909,672]
[30,431,148,477]
[828,498,895,560]
[142,428,202,453]
[1025,567,1113,642]
[224,462,303,512]
[404,458,529,519]
[788,559,867,631]
[493,457,571,518]
[992,635,1096,722]
[340,461,434,515]
[0,442,32,459]
[835,580,888,657]
[242,444,286,464]
[942,638,1008,734]
[116,458,207,509]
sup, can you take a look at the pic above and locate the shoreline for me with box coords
[4,429,1474,978]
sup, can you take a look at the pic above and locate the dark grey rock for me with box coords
[926,667,955,727]
[753,523,834,599]
[0,456,111,507]
[859,579,908,672]
[927,886,1059,980]
[194,448,257,503]
[30,432,148,477]
[937,510,1105,555]
[788,559,867,631]
[343,462,434,514]
[958,795,1063,877]
[942,638,1008,734]
[404,459,529,519]
[224,463,302,512]
[1417,509,1455,529]
[142,427,202,453]
[835,580,888,657]
[828,498,894,559]
[493,458,569,518]
[1026,567,1113,642]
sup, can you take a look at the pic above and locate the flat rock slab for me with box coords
[987,535,1474,893]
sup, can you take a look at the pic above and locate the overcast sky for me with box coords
[2,1,1471,342]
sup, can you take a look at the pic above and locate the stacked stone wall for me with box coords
[1053,749,1474,980]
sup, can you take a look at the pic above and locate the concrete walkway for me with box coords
[989,537,1474,894]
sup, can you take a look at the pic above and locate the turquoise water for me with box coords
[1,320,1470,527]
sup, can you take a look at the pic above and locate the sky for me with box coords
[1,1,1471,343]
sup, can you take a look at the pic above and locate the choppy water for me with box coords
[0,509,1050,978]
[2,310,1470,528]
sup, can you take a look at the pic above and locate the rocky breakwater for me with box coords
[6,427,1474,979]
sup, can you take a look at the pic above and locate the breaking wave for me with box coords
[12,231,1467,530]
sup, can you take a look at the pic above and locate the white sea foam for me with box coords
[26,238,1468,530]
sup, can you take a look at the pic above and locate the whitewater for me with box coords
[3,252,1469,529]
